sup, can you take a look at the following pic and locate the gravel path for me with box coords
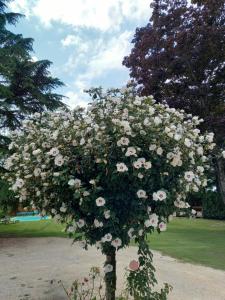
[0,238,225,300]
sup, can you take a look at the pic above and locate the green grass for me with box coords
[148,218,225,270]
[0,220,67,237]
[0,218,225,270]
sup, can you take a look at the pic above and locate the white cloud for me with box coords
[61,35,81,47]
[62,30,132,108]
[71,30,132,85]
[61,29,132,108]
[10,0,151,32]
[8,0,34,17]
[65,91,89,109]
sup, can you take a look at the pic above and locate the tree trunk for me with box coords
[215,157,225,204]
[105,248,116,300]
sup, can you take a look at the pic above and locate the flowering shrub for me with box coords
[3,86,214,299]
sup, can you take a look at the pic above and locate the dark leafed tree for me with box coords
[0,0,65,151]
[123,0,225,203]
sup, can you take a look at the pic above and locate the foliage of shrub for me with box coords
[3,86,214,299]
[203,191,225,220]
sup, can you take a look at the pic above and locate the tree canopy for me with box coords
[123,0,225,144]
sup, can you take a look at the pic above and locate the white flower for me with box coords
[102,233,112,242]
[134,99,142,105]
[125,147,137,157]
[111,238,122,248]
[144,161,152,169]
[32,149,41,155]
[156,147,163,155]
[117,137,129,146]
[60,204,67,213]
[133,160,142,169]
[128,228,135,238]
[137,157,146,164]
[104,210,110,219]
[89,179,95,185]
[67,225,76,233]
[154,116,162,125]
[68,179,75,186]
[137,189,147,199]
[51,208,57,214]
[138,173,144,179]
[153,190,167,201]
[96,197,106,206]
[197,147,203,156]
[174,133,182,141]
[74,179,81,188]
[77,219,85,228]
[184,171,195,182]
[80,138,85,145]
[184,138,192,147]
[197,166,204,173]
[158,222,167,231]
[83,191,90,197]
[72,140,77,146]
[147,206,152,214]
[149,144,157,151]
[116,163,128,172]
[138,229,144,236]
[34,168,41,177]
[14,178,24,189]
[53,172,60,177]
[164,127,170,133]
[206,133,214,143]
[104,264,113,273]
[54,155,64,166]
[144,219,151,227]
[174,200,186,208]
[49,147,59,156]
[148,213,159,228]
[222,151,225,158]
[193,185,199,192]
[149,107,155,115]
[94,219,103,228]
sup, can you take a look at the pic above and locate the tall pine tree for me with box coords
[0,0,65,213]
[0,0,65,150]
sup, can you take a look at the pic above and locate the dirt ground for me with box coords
[0,237,225,300]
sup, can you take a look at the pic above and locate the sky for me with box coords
[8,0,152,108]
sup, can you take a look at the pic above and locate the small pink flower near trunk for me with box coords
[129,260,140,271]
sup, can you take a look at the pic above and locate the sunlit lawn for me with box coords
[148,218,225,271]
[0,220,66,238]
[0,218,225,270]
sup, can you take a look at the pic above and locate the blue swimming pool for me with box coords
[11,215,51,222]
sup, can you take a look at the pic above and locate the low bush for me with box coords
[203,191,225,220]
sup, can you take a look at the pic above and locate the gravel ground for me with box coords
[0,237,225,300]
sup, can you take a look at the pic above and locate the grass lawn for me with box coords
[0,220,67,238]
[0,218,225,270]
[148,218,225,271]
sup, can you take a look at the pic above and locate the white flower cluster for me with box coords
[4,86,214,252]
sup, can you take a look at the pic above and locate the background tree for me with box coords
[123,0,225,203]
[0,0,65,213]
[0,0,65,151]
